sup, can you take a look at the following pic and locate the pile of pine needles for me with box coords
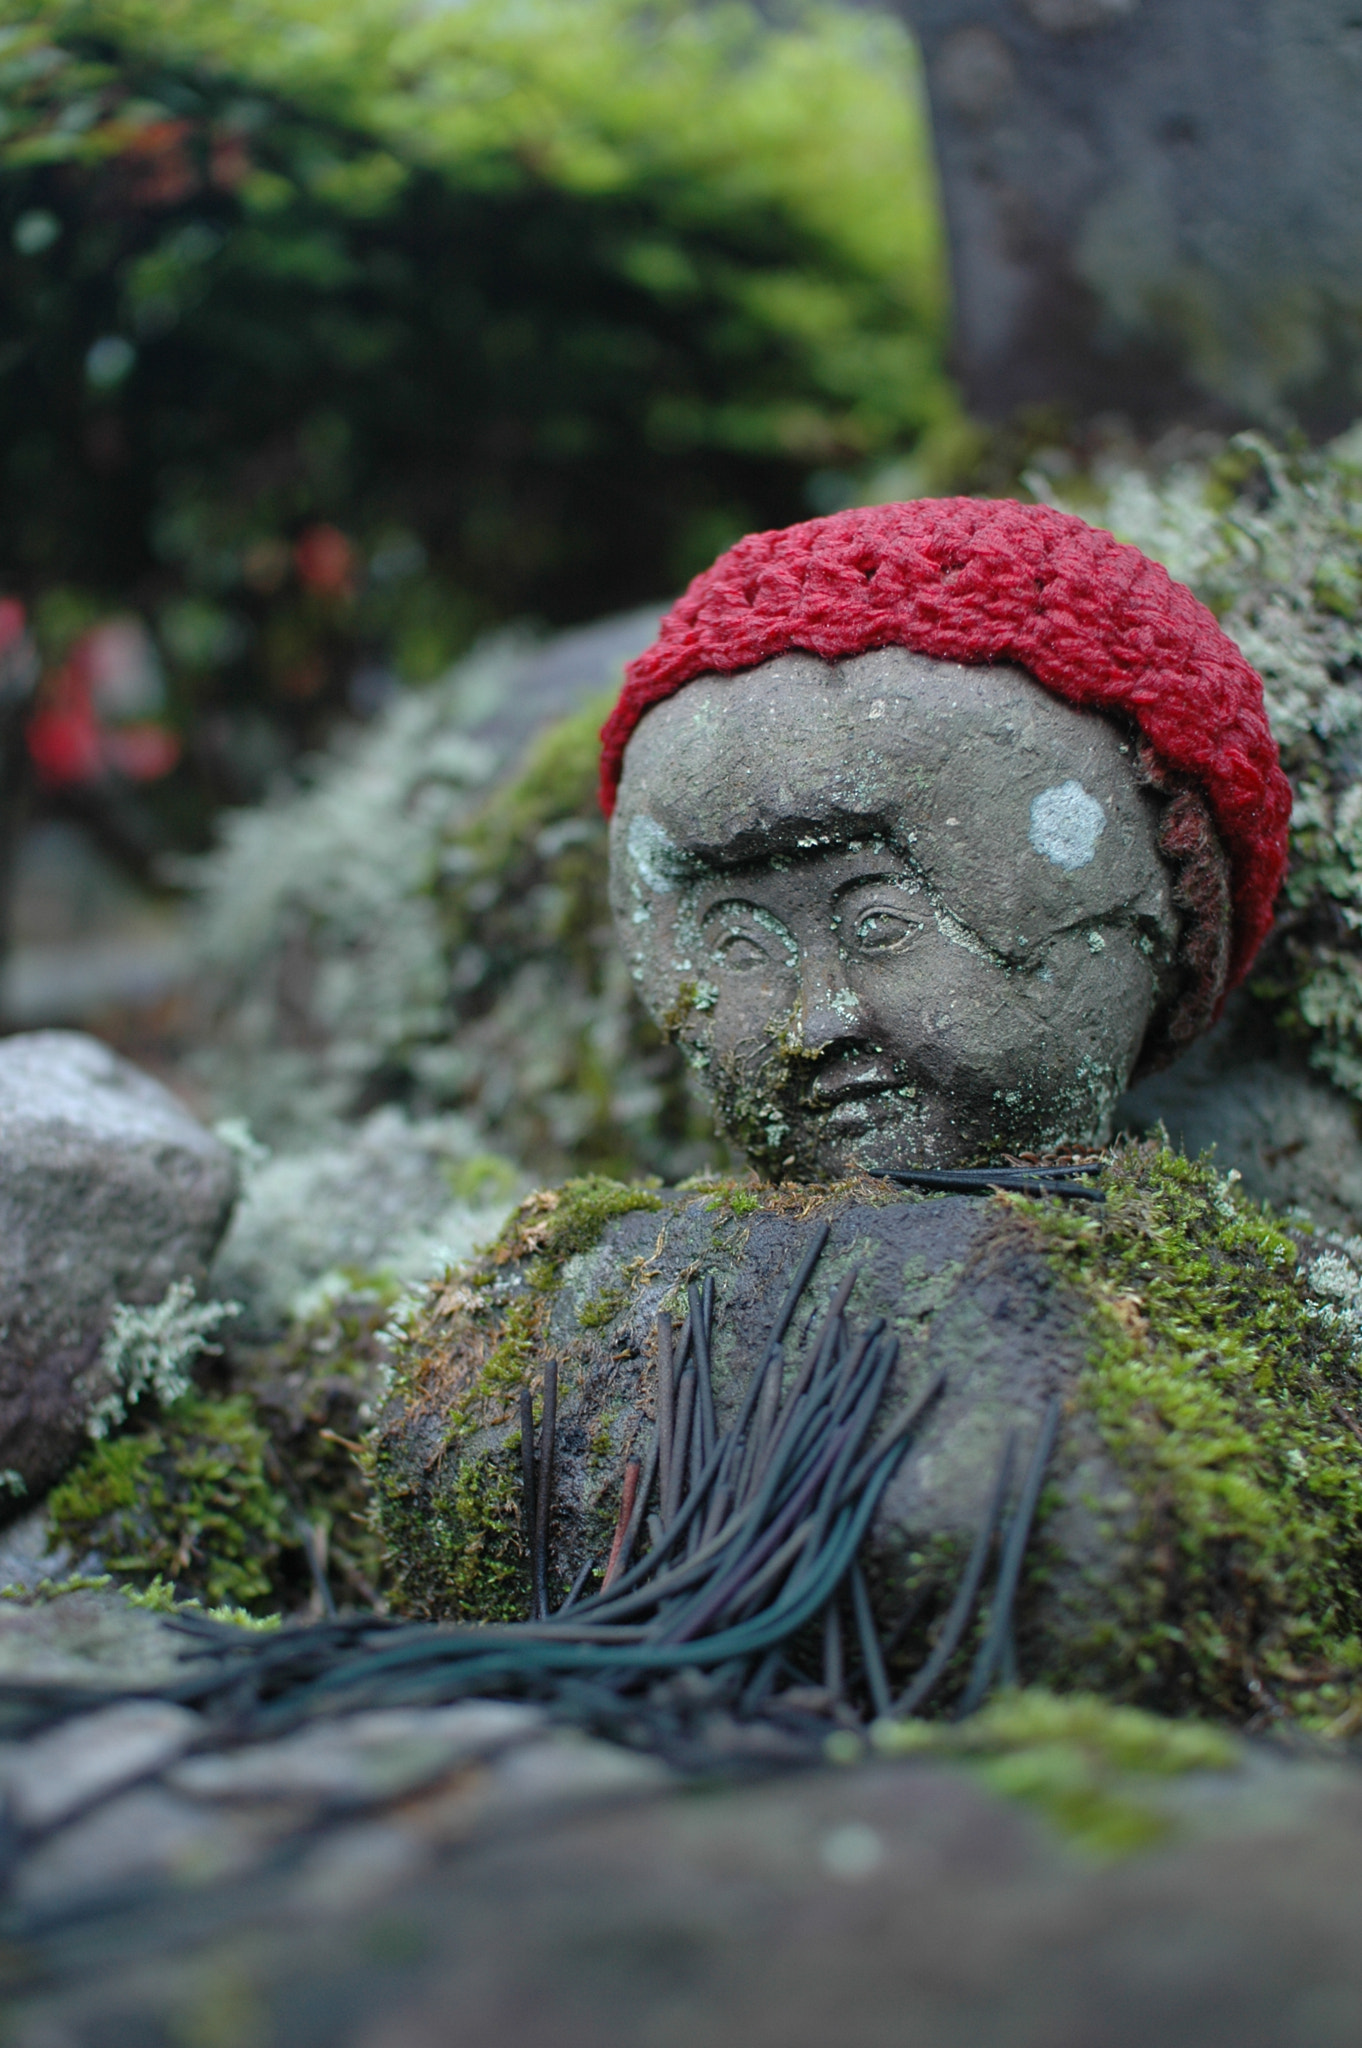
[75,1217,1057,1747]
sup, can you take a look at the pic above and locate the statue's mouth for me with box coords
[806,1055,901,1111]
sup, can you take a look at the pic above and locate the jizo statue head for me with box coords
[603,500,1291,1181]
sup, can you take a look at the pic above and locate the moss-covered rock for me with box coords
[373,1174,669,1618]
[373,1148,1362,1727]
[1022,1146,1362,1723]
[47,1395,292,1612]
[1044,427,1362,1112]
[46,1277,397,1615]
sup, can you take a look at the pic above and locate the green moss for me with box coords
[704,1181,763,1216]
[872,1689,1237,1857]
[588,1414,621,1468]
[474,1294,549,1417]
[445,1446,527,1622]
[0,1573,112,1603]
[230,1280,396,1609]
[578,1287,628,1329]
[47,1396,294,1612]
[508,1174,664,1271]
[1024,1144,1362,1721]
[377,1429,528,1622]
[121,1577,283,1630]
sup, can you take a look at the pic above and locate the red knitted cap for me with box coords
[600,497,1290,991]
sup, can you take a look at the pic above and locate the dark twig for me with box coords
[613,1432,659,1586]
[771,1221,832,1347]
[893,1430,1017,1718]
[519,1386,537,1552]
[532,1361,558,1621]
[557,1558,597,1613]
[655,1314,675,1507]
[667,1369,695,1528]
[822,1598,844,1700]
[957,1395,1061,1718]
[603,1458,642,1591]
[752,1272,860,1489]
[692,1276,718,1465]
[880,1165,1104,1204]
[849,1560,892,1720]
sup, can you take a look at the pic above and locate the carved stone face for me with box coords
[609,646,1183,1178]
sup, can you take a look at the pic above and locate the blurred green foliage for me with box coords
[0,0,953,838]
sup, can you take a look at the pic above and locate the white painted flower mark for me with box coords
[1029,781,1107,871]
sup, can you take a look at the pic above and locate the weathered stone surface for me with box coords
[0,1699,200,1828]
[4,1695,672,1918]
[0,1029,238,1494]
[0,1585,198,1692]
[12,1782,276,1909]
[8,1732,1362,2047]
[166,1701,545,1807]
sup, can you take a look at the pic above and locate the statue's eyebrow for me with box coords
[830,865,923,904]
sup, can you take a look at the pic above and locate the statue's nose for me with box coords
[796,948,862,1052]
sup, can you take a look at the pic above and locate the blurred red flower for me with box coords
[119,119,198,208]
[294,524,357,599]
[26,619,180,787]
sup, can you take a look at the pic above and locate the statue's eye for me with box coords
[854,909,918,954]
[716,932,768,972]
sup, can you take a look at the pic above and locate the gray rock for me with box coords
[1117,998,1362,1234]
[13,1781,275,1909]
[11,1734,1362,2045]
[904,0,1362,430]
[167,1701,545,1807]
[0,1585,200,1691]
[0,1030,238,1493]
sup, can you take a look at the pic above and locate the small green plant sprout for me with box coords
[0,1469,26,1498]
[88,1281,241,1439]
[0,1573,112,1604]
[121,1577,281,1630]
[212,1117,272,1173]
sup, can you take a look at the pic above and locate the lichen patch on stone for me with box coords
[1029,781,1107,870]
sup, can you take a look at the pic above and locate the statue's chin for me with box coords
[769,1092,1108,1181]
[769,1094,992,1181]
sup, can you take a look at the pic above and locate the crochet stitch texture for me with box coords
[599,498,1291,990]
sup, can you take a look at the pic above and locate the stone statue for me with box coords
[604,498,1290,1179]
[375,502,1340,1723]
